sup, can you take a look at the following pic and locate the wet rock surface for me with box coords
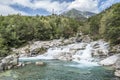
[115,70,120,77]
[114,58,120,77]
[110,45,120,53]
[0,54,19,71]
[35,62,46,66]
[1,35,119,78]
[99,54,120,66]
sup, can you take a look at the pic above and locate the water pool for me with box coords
[0,60,119,80]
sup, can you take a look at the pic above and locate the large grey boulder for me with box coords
[114,70,120,77]
[99,54,120,66]
[0,54,19,71]
[115,58,120,69]
[114,58,120,77]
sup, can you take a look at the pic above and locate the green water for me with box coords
[0,60,119,80]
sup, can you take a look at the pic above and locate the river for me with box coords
[0,60,119,80]
[0,40,120,80]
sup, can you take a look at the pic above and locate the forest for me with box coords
[0,15,81,56]
[86,3,120,45]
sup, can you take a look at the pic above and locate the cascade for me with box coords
[19,40,109,67]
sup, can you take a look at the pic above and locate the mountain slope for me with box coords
[87,3,120,44]
[61,9,96,20]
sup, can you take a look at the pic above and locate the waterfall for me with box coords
[72,44,99,67]
[80,44,92,59]
[19,40,109,67]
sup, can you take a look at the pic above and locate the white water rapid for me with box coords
[19,40,109,67]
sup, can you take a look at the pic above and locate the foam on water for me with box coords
[19,40,109,67]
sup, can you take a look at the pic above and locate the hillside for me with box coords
[0,15,81,56]
[85,3,120,45]
[61,9,95,20]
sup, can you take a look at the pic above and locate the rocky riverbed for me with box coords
[0,35,120,78]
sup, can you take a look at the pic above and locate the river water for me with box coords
[0,40,120,80]
[0,60,119,80]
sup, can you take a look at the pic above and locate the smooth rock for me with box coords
[35,62,45,66]
[115,70,120,77]
[70,43,87,50]
[16,62,25,68]
[115,58,120,69]
[99,54,120,66]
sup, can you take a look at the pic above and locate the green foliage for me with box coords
[87,3,120,45]
[0,15,81,56]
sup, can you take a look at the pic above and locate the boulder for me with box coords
[92,43,100,49]
[10,58,18,66]
[70,43,87,50]
[63,39,73,45]
[93,49,108,57]
[99,54,120,66]
[53,52,73,61]
[75,32,83,42]
[76,36,83,42]
[35,62,45,66]
[19,54,27,57]
[110,45,120,53]
[0,54,19,71]
[114,70,120,77]
[31,47,47,56]
[16,62,25,68]
[69,37,76,43]
[115,58,120,69]
[82,35,92,43]
[114,58,120,77]
[0,63,3,71]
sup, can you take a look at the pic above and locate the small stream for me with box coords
[0,60,119,80]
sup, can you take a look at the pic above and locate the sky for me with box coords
[0,0,120,16]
